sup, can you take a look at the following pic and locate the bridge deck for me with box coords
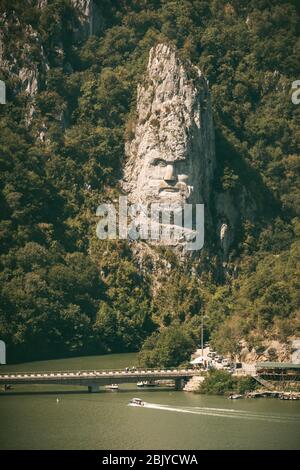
[0,368,202,387]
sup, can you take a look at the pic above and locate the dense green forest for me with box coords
[0,0,299,364]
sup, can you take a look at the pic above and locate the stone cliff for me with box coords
[122,43,216,254]
[0,1,103,98]
[0,1,103,139]
[37,0,103,39]
[123,43,257,261]
[123,43,215,209]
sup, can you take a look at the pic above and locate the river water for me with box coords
[0,353,300,450]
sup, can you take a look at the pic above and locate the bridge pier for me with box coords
[88,383,99,393]
[174,378,184,390]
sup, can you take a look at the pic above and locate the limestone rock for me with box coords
[37,0,104,40]
[215,186,257,259]
[123,43,215,209]
[0,17,49,99]
[122,44,215,251]
[72,0,104,39]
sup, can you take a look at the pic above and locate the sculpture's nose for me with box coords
[164,164,176,183]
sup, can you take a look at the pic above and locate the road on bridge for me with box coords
[0,368,203,392]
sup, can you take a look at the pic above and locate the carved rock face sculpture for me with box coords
[123,43,215,210]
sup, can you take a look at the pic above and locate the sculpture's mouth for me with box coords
[158,182,184,193]
[160,187,179,193]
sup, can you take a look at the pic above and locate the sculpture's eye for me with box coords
[152,159,167,167]
[175,160,187,172]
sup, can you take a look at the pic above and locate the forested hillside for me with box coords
[0,0,299,363]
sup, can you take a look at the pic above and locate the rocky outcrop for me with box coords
[0,1,103,138]
[37,0,104,40]
[122,43,257,259]
[240,339,292,363]
[0,15,49,99]
[122,43,215,252]
[215,186,257,260]
[123,43,215,208]
[183,375,205,392]
[0,0,104,94]
[71,0,104,39]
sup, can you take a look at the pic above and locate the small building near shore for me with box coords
[256,362,300,381]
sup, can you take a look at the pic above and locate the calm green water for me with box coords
[1,353,300,450]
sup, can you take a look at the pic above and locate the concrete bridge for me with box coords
[0,368,203,392]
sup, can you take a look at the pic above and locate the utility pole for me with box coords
[201,313,204,358]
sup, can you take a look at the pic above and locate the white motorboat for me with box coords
[143,380,157,387]
[129,398,145,406]
[137,380,157,387]
[228,393,243,400]
[105,384,119,391]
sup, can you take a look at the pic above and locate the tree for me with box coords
[138,326,195,368]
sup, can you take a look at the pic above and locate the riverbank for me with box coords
[246,390,300,400]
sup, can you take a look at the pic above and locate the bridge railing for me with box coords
[0,367,201,378]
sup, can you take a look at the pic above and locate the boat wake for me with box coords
[138,402,300,423]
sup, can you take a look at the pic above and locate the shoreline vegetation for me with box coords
[197,370,257,396]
